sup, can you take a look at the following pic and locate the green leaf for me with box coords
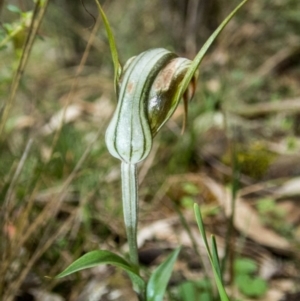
[194,204,230,301]
[7,4,22,13]
[236,274,267,297]
[256,198,276,214]
[180,281,197,301]
[182,182,199,195]
[179,280,213,301]
[94,0,121,94]
[146,247,181,301]
[194,204,211,257]
[181,196,195,209]
[3,23,13,32]
[56,250,145,290]
[234,257,258,274]
[211,236,222,279]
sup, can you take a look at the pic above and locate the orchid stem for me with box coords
[121,161,139,265]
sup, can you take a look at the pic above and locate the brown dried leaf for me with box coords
[202,175,291,251]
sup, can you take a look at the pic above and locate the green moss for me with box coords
[222,142,275,180]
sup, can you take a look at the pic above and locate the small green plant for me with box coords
[0,4,33,52]
[56,1,249,300]
[234,257,268,298]
[194,204,230,301]
[256,197,293,237]
[179,279,213,301]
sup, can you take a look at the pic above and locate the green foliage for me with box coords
[56,250,145,291]
[222,143,274,180]
[56,248,181,301]
[179,279,213,301]
[256,198,293,237]
[182,182,200,195]
[235,274,267,298]
[7,4,22,14]
[194,204,230,301]
[44,125,82,179]
[181,196,195,209]
[94,0,121,93]
[193,207,268,300]
[146,248,181,301]
[234,257,257,274]
[0,5,33,52]
[234,257,268,298]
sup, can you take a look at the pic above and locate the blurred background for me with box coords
[1,0,300,300]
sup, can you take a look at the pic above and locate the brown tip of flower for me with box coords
[181,74,197,134]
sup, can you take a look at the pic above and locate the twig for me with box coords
[3,138,33,208]
[227,98,300,117]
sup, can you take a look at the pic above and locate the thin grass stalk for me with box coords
[1,16,103,281]
[16,14,103,256]
[11,181,40,250]
[173,201,217,298]
[0,183,41,291]
[1,138,33,270]
[0,5,48,287]
[228,131,240,284]
[0,14,100,297]
[2,126,104,297]
[0,0,49,138]
[172,201,211,277]
[221,122,240,283]
[3,138,33,208]
[94,0,121,92]
[36,125,104,250]
[46,15,101,163]
[3,212,76,301]
[194,204,230,301]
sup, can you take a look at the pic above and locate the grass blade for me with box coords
[194,204,230,301]
[146,247,181,301]
[211,235,222,280]
[194,203,212,258]
[94,0,121,93]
